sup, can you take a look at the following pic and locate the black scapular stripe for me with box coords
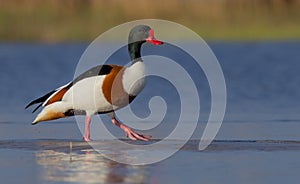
[71,65,113,85]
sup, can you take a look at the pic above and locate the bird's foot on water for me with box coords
[122,126,151,141]
[111,118,151,141]
[82,136,91,142]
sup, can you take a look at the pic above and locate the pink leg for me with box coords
[82,115,91,142]
[111,118,151,141]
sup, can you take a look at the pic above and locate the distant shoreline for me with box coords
[0,0,300,42]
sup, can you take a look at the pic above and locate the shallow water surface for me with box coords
[1,139,300,184]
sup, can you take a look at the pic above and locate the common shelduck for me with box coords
[26,25,163,142]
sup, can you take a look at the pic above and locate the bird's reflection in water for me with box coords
[35,149,150,184]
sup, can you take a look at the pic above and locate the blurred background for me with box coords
[1,0,300,42]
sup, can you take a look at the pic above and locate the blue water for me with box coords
[1,42,300,121]
[1,42,300,183]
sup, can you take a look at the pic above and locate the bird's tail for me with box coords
[32,102,70,125]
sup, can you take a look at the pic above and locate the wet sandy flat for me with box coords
[1,139,300,152]
[1,122,300,183]
[1,138,300,184]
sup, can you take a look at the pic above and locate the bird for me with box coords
[25,25,163,142]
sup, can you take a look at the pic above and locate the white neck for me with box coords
[122,61,146,96]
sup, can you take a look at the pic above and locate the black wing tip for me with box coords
[32,103,42,113]
[25,90,56,111]
[25,102,34,109]
[25,101,42,113]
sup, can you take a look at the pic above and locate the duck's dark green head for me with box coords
[128,25,163,61]
[128,25,163,45]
